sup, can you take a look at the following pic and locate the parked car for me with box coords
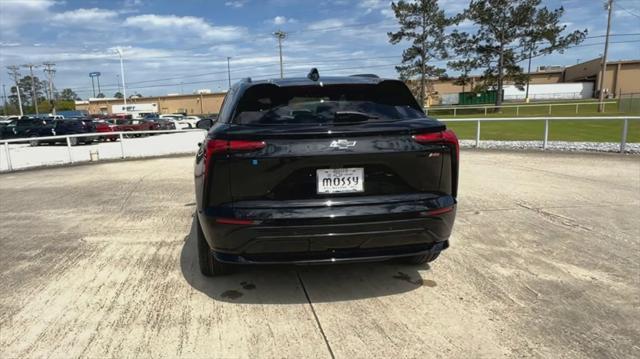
[159,114,193,130]
[143,114,176,130]
[94,121,118,141]
[110,119,159,135]
[0,118,52,140]
[193,73,459,276]
[29,119,97,146]
[182,116,201,128]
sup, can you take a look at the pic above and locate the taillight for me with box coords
[412,130,459,161]
[206,139,266,157]
[420,206,454,216]
[203,139,266,178]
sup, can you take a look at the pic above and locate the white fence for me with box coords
[1,129,205,172]
[425,101,618,117]
[440,116,639,152]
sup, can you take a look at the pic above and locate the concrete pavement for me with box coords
[1,151,638,358]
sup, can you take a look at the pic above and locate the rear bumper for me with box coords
[198,197,455,264]
[214,241,448,265]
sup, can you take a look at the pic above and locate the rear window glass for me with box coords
[233,81,424,125]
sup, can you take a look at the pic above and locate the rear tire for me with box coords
[29,135,39,147]
[196,215,233,276]
[402,251,441,265]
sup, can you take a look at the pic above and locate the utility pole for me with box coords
[2,84,7,115]
[598,0,613,112]
[227,57,232,89]
[43,62,56,114]
[22,64,40,114]
[7,65,23,116]
[273,30,287,79]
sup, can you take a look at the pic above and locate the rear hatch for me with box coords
[223,120,451,202]
[206,80,458,209]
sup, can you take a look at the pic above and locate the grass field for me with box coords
[429,99,640,142]
[428,101,627,118]
[441,119,640,142]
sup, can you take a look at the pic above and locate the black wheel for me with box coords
[401,251,441,265]
[196,215,233,276]
[29,135,39,147]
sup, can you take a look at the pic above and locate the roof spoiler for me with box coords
[350,74,380,78]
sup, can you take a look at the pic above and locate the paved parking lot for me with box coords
[1,150,638,358]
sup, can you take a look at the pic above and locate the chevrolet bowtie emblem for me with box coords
[330,139,357,149]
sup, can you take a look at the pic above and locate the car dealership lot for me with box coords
[1,151,638,358]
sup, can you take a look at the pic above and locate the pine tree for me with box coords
[456,0,587,107]
[388,0,453,106]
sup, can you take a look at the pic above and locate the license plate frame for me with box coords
[316,167,365,194]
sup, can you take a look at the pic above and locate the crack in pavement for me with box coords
[515,201,593,232]
[296,270,336,359]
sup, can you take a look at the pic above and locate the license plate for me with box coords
[317,168,364,194]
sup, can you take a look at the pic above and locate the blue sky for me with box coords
[1,0,639,99]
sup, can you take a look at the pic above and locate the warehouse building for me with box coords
[75,92,226,116]
[430,57,640,105]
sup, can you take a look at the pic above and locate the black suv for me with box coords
[29,119,97,146]
[194,73,458,276]
[0,117,52,140]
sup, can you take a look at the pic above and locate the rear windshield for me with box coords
[232,81,424,125]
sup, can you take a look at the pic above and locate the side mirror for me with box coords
[196,118,214,130]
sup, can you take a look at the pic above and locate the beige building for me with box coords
[430,57,640,100]
[76,92,227,115]
[564,58,640,98]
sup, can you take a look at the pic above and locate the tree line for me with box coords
[2,75,128,116]
[388,0,587,107]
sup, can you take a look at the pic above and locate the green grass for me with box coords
[428,101,629,118]
[442,119,640,142]
[426,99,640,142]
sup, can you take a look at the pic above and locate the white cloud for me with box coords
[271,16,296,25]
[51,8,118,24]
[358,0,389,14]
[124,14,247,41]
[307,18,347,31]
[0,0,56,32]
[224,0,247,8]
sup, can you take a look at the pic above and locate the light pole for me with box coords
[273,30,287,79]
[115,48,127,112]
[227,57,232,89]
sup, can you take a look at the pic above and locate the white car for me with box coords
[159,114,200,130]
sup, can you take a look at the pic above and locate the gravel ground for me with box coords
[1,151,638,358]
[461,140,640,153]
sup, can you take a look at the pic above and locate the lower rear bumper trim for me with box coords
[213,241,448,265]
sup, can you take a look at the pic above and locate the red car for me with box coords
[94,121,118,141]
[109,119,159,136]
